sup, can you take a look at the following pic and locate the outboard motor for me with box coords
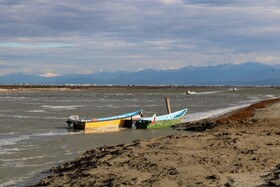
[66,115,79,128]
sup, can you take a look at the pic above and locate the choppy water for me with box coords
[0,87,279,186]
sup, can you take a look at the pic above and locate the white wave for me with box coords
[0,148,22,155]
[64,151,74,155]
[0,96,13,99]
[247,96,260,101]
[13,115,33,119]
[3,114,55,119]
[0,135,30,147]
[0,135,31,155]
[31,131,82,137]
[27,110,46,113]
[183,104,251,122]
[246,95,277,104]
[0,132,17,136]
[0,113,65,120]
[1,155,47,162]
[0,168,50,187]
[0,180,19,187]
[0,131,80,147]
[187,90,224,95]
[0,109,12,112]
[0,130,82,155]
[265,95,276,99]
[42,105,83,110]
[105,104,142,108]
[0,96,27,100]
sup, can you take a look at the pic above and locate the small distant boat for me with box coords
[66,110,142,130]
[186,90,196,94]
[134,108,188,129]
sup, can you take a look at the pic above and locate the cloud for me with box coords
[159,0,181,5]
[40,72,61,77]
[0,42,75,48]
[0,0,279,75]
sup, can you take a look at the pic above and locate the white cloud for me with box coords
[0,42,75,48]
[158,0,181,5]
[40,72,61,77]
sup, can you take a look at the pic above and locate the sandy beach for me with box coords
[35,98,280,187]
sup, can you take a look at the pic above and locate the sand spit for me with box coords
[35,99,280,187]
[1,85,278,93]
[0,85,190,92]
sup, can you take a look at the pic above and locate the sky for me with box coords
[0,0,280,76]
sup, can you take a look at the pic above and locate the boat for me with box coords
[66,110,143,130]
[134,108,188,129]
[186,90,196,94]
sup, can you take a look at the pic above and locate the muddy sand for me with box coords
[36,99,280,187]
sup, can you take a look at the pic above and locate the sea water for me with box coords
[0,87,279,186]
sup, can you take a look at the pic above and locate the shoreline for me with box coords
[34,98,280,186]
[0,85,279,93]
[176,98,280,131]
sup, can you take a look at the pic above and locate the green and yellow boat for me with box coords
[134,108,188,129]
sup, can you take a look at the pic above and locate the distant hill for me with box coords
[0,63,279,86]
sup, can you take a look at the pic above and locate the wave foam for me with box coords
[42,105,83,110]
[0,114,65,120]
[27,110,46,113]
[0,135,30,147]
[0,130,82,155]
[186,90,225,95]
[1,155,47,162]
[31,131,82,137]
[183,104,251,122]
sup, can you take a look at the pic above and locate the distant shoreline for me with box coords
[0,84,279,93]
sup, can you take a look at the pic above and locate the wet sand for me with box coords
[36,98,280,186]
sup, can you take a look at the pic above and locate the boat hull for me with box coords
[135,108,188,129]
[67,110,142,130]
[135,118,182,129]
[73,118,134,130]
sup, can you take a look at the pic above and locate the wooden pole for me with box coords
[165,97,171,114]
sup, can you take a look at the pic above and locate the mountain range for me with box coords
[0,63,279,86]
